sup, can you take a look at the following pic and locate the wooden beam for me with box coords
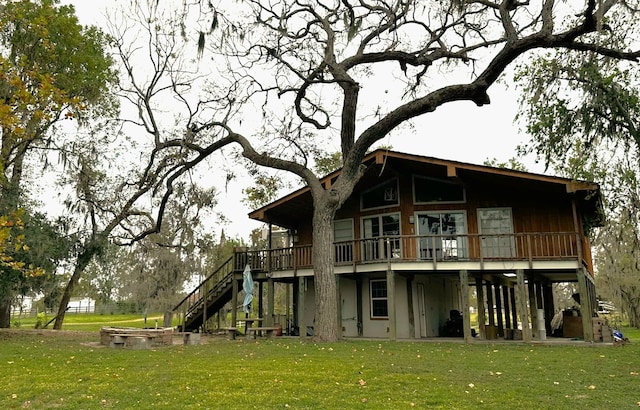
[267,278,274,327]
[298,277,306,338]
[459,270,473,343]
[475,276,486,339]
[494,282,504,337]
[527,276,538,339]
[231,278,238,330]
[516,270,532,342]
[386,269,397,340]
[406,276,415,339]
[502,285,511,330]
[577,268,595,342]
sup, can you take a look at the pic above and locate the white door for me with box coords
[478,208,515,257]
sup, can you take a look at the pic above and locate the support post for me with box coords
[298,276,306,337]
[459,270,472,343]
[258,281,264,322]
[406,275,415,338]
[386,269,397,340]
[577,268,595,342]
[494,282,504,338]
[510,287,518,329]
[516,270,531,342]
[475,275,486,339]
[336,275,342,338]
[356,276,363,337]
[231,277,238,330]
[267,278,275,327]
[502,285,511,330]
[528,275,538,338]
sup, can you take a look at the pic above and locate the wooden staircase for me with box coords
[173,256,237,332]
[173,250,270,332]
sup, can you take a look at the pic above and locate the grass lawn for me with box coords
[12,313,168,332]
[1,320,639,410]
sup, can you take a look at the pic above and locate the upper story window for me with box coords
[413,175,465,204]
[361,179,399,210]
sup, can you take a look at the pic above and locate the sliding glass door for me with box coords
[362,213,401,261]
[416,212,467,259]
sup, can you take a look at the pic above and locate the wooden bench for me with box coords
[245,327,279,339]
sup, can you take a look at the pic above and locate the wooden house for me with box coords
[174,150,605,342]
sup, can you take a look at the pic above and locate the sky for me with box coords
[60,0,544,241]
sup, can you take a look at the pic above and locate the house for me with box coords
[174,150,605,342]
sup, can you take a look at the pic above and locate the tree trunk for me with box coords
[311,202,340,342]
[0,297,11,328]
[53,248,96,329]
[163,310,173,328]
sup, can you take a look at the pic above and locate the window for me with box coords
[416,212,468,259]
[478,208,515,257]
[413,176,465,204]
[362,213,401,260]
[361,179,399,210]
[370,279,388,318]
[333,219,354,263]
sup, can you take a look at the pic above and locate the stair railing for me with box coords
[173,256,235,330]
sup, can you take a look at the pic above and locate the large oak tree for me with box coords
[139,0,640,341]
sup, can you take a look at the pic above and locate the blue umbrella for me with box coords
[242,264,253,314]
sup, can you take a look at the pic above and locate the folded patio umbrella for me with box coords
[242,264,253,314]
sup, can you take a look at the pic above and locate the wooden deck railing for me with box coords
[173,232,586,329]
[240,232,584,272]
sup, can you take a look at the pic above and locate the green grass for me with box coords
[12,313,167,332]
[1,326,639,409]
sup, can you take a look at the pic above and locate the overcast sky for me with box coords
[61,0,543,240]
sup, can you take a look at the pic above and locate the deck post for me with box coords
[258,281,264,323]
[543,282,554,335]
[527,275,538,338]
[202,278,208,333]
[231,276,238,330]
[475,275,486,339]
[577,268,595,342]
[285,283,291,335]
[502,284,511,332]
[406,275,415,339]
[356,276,363,337]
[486,280,495,328]
[509,287,518,329]
[516,269,532,342]
[267,277,274,327]
[494,281,504,338]
[386,269,396,340]
[459,270,473,343]
[336,275,342,338]
[298,276,306,337]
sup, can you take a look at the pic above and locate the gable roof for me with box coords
[248,149,605,229]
